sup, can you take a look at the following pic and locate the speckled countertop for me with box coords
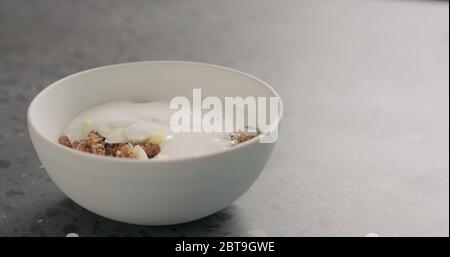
[0,0,448,237]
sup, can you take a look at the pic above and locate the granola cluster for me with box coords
[230,132,255,145]
[58,131,160,159]
[58,128,259,159]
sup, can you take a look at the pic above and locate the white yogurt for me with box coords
[63,100,233,159]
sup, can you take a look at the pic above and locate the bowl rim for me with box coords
[27,60,284,164]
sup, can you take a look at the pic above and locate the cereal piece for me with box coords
[73,140,91,153]
[136,142,161,158]
[72,140,80,149]
[115,144,135,158]
[104,143,123,156]
[237,133,253,143]
[85,131,104,145]
[58,135,72,148]
[91,143,106,155]
[230,132,254,145]
[68,131,106,155]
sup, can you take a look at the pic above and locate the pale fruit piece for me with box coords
[133,145,148,160]
[105,128,127,143]
[98,124,114,137]
[148,130,166,144]
[81,120,91,137]
[124,122,160,141]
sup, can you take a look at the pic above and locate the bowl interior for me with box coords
[29,61,281,143]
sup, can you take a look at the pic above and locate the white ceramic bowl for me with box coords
[27,61,283,225]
